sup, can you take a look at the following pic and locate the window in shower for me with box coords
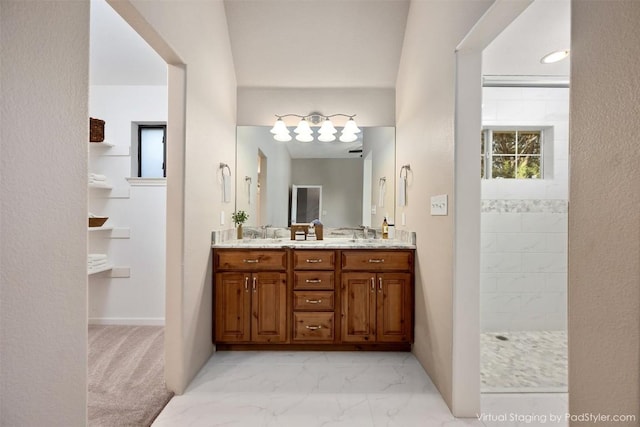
[481,128,544,179]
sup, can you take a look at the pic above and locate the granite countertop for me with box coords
[211,237,416,250]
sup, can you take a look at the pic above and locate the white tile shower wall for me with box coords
[481,87,568,332]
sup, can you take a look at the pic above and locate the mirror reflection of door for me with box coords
[292,185,322,223]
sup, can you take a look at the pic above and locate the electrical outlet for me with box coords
[430,194,448,216]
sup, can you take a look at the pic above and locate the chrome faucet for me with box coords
[260,225,272,239]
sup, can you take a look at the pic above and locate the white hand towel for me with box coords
[378,180,385,208]
[222,174,230,203]
[398,176,407,207]
[89,173,106,181]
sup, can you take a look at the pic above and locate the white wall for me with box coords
[291,158,363,227]
[88,85,167,325]
[236,126,291,227]
[0,1,89,424]
[395,0,492,414]
[363,127,396,227]
[569,1,640,421]
[237,87,395,127]
[114,0,238,394]
[480,87,568,332]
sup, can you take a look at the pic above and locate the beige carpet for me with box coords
[88,325,174,427]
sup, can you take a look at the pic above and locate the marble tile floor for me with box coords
[153,351,567,427]
[481,331,567,393]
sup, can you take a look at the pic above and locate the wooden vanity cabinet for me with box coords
[213,247,414,349]
[214,250,288,344]
[341,251,413,344]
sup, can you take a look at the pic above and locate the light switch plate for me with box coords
[431,194,448,216]
[371,205,377,215]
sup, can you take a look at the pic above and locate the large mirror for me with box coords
[235,126,395,228]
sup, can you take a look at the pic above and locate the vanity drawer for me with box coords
[341,250,413,271]
[214,250,287,271]
[293,291,334,311]
[293,312,334,341]
[293,250,335,270]
[293,271,335,290]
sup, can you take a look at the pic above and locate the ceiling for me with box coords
[223,0,410,88]
[89,0,166,85]
[483,0,570,78]
[89,0,570,88]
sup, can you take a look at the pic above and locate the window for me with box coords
[138,125,166,178]
[481,129,543,179]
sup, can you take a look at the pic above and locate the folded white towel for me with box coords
[89,173,107,181]
[88,254,108,261]
[88,261,108,267]
[398,176,407,207]
[222,174,231,203]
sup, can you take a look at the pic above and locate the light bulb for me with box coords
[294,118,312,134]
[270,117,288,134]
[540,50,570,64]
[273,132,292,142]
[296,133,313,143]
[319,118,337,135]
[318,133,336,142]
[339,131,358,143]
[343,117,361,134]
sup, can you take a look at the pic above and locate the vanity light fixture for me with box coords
[271,112,359,143]
[540,49,570,64]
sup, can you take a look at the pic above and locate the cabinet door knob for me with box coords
[371,277,375,291]
[305,279,322,283]
[244,276,249,291]
[305,299,322,304]
[306,259,323,263]
[243,259,260,263]
[379,277,382,292]
[252,277,257,291]
[305,325,322,330]
[368,259,385,263]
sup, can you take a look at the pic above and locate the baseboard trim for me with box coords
[89,317,165,326]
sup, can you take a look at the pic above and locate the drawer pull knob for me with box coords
[305,279,322,283]
[305,299,322,304]
[305,325,322,330]
[368,259,385,263]
[243,259,260,263]
[306,259,323,263]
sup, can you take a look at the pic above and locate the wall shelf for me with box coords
[89,141,115,148]
[88,264,113,275]
[88,226,114,232]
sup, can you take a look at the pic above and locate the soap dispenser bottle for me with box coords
[382,216,389,239]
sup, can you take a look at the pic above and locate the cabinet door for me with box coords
[341,272,377,342]
[376,273,412,343]
[251,272,288,343]
[215,272,251,342]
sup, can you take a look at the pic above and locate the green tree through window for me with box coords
[481,129,542,179]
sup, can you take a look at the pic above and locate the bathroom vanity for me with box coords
[212,240,415,351]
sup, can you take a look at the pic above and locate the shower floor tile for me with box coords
[481,331,567,392]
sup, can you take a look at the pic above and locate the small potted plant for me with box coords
[232,210,249,240]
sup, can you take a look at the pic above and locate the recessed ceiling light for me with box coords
[540,50,570,64]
